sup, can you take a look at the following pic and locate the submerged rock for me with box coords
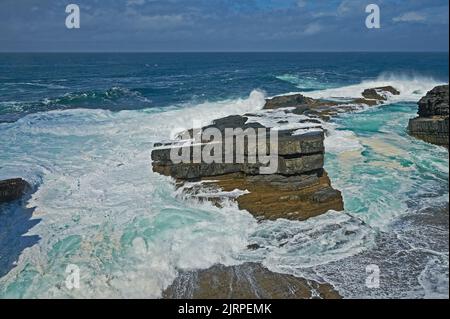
[408,85,449,147]
[0,178,30,203]
[163,263,340,299]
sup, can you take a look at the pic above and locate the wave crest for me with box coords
[302,73,447,103]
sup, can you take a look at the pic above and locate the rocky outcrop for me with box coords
[152,86,403,221]
[263,94,338,110]
[152,114,343,221]
[0,178,29,203]
[408,85,449,147]
[187,171,343,221]
[362,86,400,101]
[163,263,340,299]
[262,86,400,119]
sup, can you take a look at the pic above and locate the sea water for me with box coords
[0,53,448,298]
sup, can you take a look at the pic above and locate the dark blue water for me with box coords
[1,53,448,122]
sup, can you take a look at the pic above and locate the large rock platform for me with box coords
[152,114,343,221]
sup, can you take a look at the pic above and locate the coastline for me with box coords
[0,53,448,298]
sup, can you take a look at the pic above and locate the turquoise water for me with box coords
[326,103,448,228]
[0,53,448,298]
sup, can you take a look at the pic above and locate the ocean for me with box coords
[0,52,448,298]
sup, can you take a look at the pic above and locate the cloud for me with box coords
[393,11,426,23]
[297,0,307,8]
[127,0,146,6]
[130,13,190,30]
[0,0,448,52]
[303,23,323,35]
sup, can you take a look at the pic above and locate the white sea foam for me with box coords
[0,78,447,299]
[323,122,364,154]
[0,90,266,298]
[302,73,446,103]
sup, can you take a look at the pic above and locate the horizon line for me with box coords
[0,50,449,54]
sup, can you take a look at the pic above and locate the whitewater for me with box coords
[0,75,448,298]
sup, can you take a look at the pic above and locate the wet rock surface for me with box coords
[196,170,343,221]
[263,87,400,119]
[408,85,449,147]
[163,262,340,299]
[152,113,343,220]
[362,86,400,101]
[263,93,337,110]
[0,179,30,203]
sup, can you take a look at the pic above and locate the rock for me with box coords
[152,120,326,180]
[408,117,449,146]
[203,170,343,221]
[0,178,30,203]
[263,94,319,109]
[417,85,449,117]
[152,114,343,220]
[362,86,400,101]
[350,98,380,106]
[263,88,401,122]
[247,243,261,250]
[163,263,341,299]
[408,85,449,147]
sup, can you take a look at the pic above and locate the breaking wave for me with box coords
[302,73,446,103]
[0,77,448,299]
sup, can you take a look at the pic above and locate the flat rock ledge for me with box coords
[0,178,30,203]
[408,85,449,147]
[163,263,340,299]
[262,85,400,121]
[152,114,343,221]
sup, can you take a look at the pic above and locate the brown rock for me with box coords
[263,94,319,110]
[200,170,343,221]
[163,262,341,299]
[362,86,400,101]
[152,113,344,222]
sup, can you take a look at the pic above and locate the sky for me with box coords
[0,0,448,52]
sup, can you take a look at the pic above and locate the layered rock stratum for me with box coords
[408,85,449,147]
[152,113,343,221]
